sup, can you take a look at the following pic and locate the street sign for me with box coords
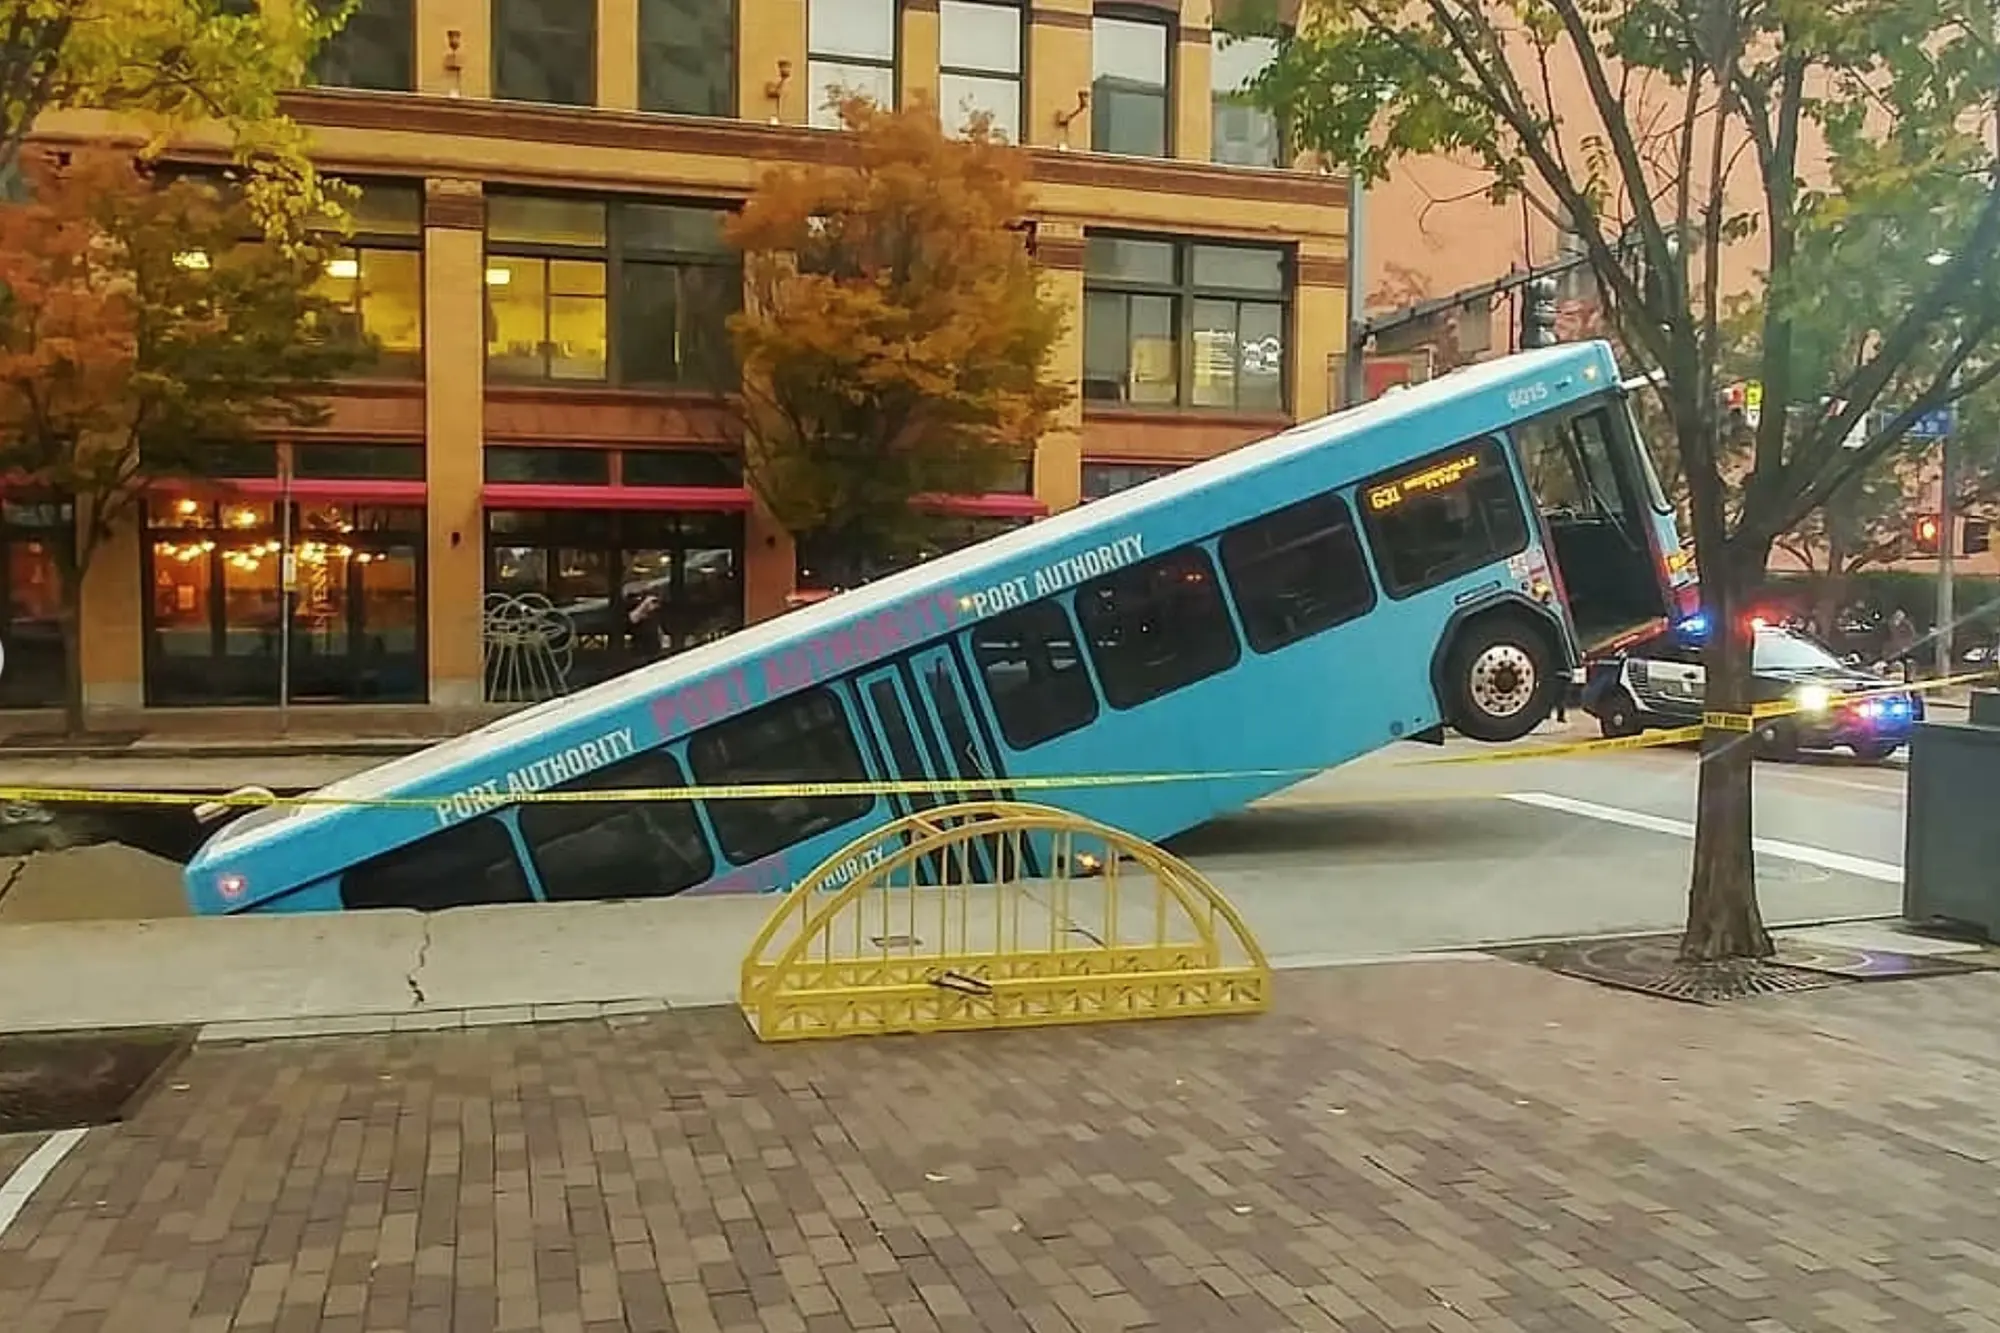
[1905,405,1957,441]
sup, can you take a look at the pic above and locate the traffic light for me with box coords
[1520,276,1560,349]
[1966,518,1992,556]
[1913,513,1942,555]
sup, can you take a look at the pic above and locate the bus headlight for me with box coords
[1793,684,1833,715]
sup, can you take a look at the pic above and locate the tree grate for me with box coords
[1493,934,1847,1004]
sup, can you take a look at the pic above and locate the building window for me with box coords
[485,195,741,387]
[1357,437,1531,598]
[1082,236,1291,411]
[1218,492,1375,653]
[1092,12,1170,157]
[485,446,613,486]
[970,600,1098,749]
[492,0,597,106]
[1075,544,1241,709]
[0,499,70,709]
[313,183,423,377]
[1082,460,1181,499]
[294,443,426,481]
[484,509,744,693]
[938,0,1022,140]
[1211,34,1280,167]
[615,204,742,389]
[144,496,427,707]
[485,196,609,381]
[807,0,897,128]
[686,687,874,864]
[639,0,734,117]
[310,0,416,92]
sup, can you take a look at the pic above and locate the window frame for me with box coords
[1090,7,1174,159]
[1355,436,1533,600]
[937,0,1027,141]
[806,0,901,129]
[1073,542,1243,710]
[686,685,876,864]
[1081,233,1294,412]
[1208,30,1284,168]
[316,182,425,378]
[490,0,600,107]
[969,598,1101,749]
[483,193,744,388]
[1217,490,1377,654]
[516,747,718,900]
[309,0,417,92]
[637,0,739,118]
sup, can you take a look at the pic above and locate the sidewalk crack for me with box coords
[0,855,30,910]
[407,915,432,1007]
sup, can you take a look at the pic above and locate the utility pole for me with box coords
[1938,418,1957,678]
[1342,172,1367,408]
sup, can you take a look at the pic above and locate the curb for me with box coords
[0,740,436,761]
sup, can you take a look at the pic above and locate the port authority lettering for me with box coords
[437,726,639,826]
[964,533,1146,618]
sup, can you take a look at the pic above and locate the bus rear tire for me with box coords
[1445,615,1558,743]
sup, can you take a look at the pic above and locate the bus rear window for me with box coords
[340,816,535,911]
[1075,545,1242,709]
[1358,437,1530,598]
[1219,492,1376,652]
[517,749,714,900]
[687,687,873,865]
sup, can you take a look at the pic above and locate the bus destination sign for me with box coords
[1365,452,1482,512]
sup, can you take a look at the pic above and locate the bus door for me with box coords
[855,666,948,885]
[1512,401,1672,651]
[908,645,1014,882]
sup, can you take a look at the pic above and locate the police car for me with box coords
[1580,613,1922,761]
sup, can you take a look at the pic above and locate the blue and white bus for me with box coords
[184,341,1697,915]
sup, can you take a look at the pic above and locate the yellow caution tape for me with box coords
[1400,725,1708,767]
[1688,667,1991,731]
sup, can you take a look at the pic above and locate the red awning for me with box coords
[916,493,1048,519]
[482,482,755,512]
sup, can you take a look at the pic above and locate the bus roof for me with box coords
[206,340,1618,848]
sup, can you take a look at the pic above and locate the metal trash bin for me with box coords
[1904,717,2000,939]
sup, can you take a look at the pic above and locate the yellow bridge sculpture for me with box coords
[739,801,1272,1042]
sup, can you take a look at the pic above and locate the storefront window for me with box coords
[144,499,427,706]
[0,501,70,709]
[483,509,744,697]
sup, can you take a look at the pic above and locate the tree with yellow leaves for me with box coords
[727,94,1070,587]
[1,0,353,231]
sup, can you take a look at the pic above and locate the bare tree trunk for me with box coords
[1814,527,1848,638]
[56,603,86,738]
[1681,552,1774,961]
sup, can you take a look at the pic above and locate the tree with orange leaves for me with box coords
[727,94,1070,587]
[0,149,365,732]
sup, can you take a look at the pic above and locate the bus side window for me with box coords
[687,686,874,865]
[340,816,535,911]
[516,748,715,901]
[1219,492,1376,653]
[1359,438,1530,598]
[970,600,1100,749]
[1075,544,1242,709]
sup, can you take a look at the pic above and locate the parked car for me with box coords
[1581,616,1923,761]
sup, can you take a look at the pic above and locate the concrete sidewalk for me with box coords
[0,793,1902,1038]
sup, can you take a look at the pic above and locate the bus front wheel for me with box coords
[1445,617,1558,743]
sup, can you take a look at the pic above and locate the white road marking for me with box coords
[0,1127,86,1241]
[1505,792,1902,883]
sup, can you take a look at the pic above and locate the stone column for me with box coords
[422,178,489,708]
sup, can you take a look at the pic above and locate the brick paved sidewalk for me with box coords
[7,958,2000,1333]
